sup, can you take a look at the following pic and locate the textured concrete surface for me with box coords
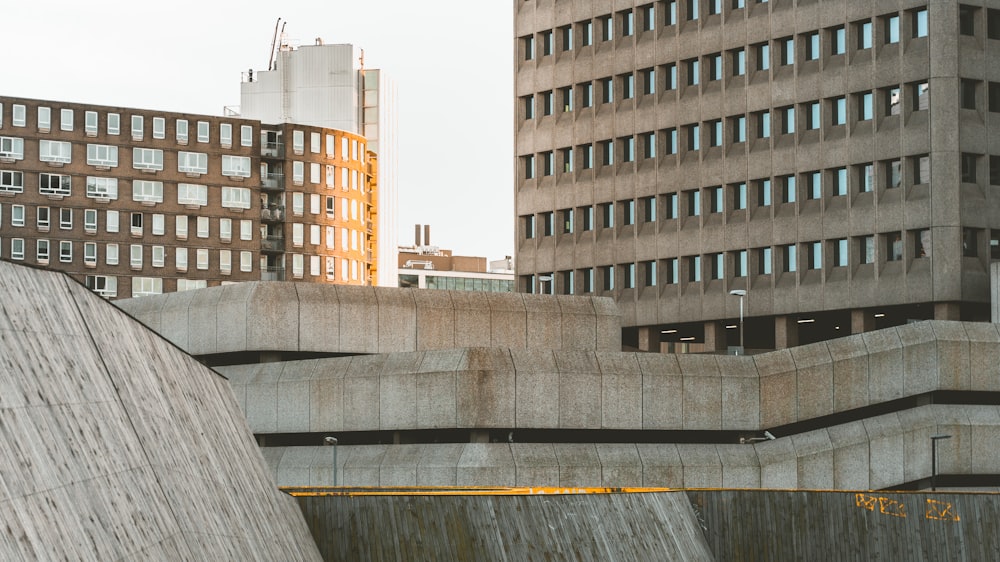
[115,282,622,355]
[0,261,320,560]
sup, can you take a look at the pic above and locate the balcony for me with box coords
[261,267,285,281]
[261,206,285,222]
[261,172,285,191]
[261,142,285,159]
[261,235,285,253]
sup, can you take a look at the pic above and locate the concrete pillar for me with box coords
[637,326,661,352]
[774,316,799,349]
[851,309,875,335]
[934,302,961,321]
[704,321,727,352]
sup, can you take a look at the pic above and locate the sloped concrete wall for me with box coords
[115,282,622,355]
[0,262,320,560]
[262,405,999,490]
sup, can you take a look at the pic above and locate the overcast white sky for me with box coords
[3,1,514,260]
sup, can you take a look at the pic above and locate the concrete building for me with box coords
[514,1,1000,351]
[241,39,399,287]
[0,96,377,297]
[398,224,516,292]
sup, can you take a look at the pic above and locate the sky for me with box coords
[2,1,515,261]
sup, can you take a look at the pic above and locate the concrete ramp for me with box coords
[0,261,320,560]
[291,488,714,561]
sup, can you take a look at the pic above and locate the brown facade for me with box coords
[0,96,377,297]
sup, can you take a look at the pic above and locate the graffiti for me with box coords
[925,499,960,522]
[854,493,906,518]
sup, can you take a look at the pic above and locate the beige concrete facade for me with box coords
[513,0,1000,349]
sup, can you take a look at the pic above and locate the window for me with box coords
[914,155,931,185]
[960,5,977,36]
[641,4,655,31]
[541,91,553,116]
[59,208,72,230]
[219,250,232,274]
[177,183,208,206]
[542,151,554,175]
[222,155,252,177]
[11,205,24,227]
[106,243,118,265]
[710,186,724,213]
[84,209,97,233]
[830,26,846,55]
[176,119,189,143]
[756,111,770,138]
[131,277,162,298]
[780,37,794,65]
[59,108,73,131]
[130,115,143,139]
[622,137,635,162]
[0,170,23,194]
[151,214,165,236]
[85,111,98,135]
[600,15,613,41]
[579,206,594,231]
[780,106,795,134]
[858,92,873,121]
[222,186,252,209]
[709,53,722,81]
[885,159,902,189]
[665,128,677,154]
[10,238,23,260]
[37,206,50,230]
[688,255,701,282]
[805,102,820,130]
[961,79,978,110]
[663,193,678,219]
[559,208,574,234]
[885,15,900,44]
[293,161,304,184]
[755,43,770,71]
[665,63,677,90]
[220,123,232,146]
[706,120,720,147]
[804,32,819,60]
[990,8,1000,39]
[39,140,72,163]
[662,258,678,284]
[731,116,746,143]
[858,163,874,192]
[177,151,208,174]
[756,179,771,206]
[782,175,796,203]
[641,68,655,95]
[831,97,846,126]
[130,212,143,236]
[241,125,253,147]
[686,58,699,86]
[665,0,677,26]
[686,189,701,216]
[913,8,928,38]
[39,173,71,196]
[152,117,165,139]
[732,182,747,210]
[833,239,848,267]
[87,144,118,167]
[621,9,634,36]
[580,83,593,108]
[240,220,252,241]
[524,95,535,120]
[962,153,978,183]
[758,247,772,275]
[12,105,25,127]
[36,239,50,263]
[107,113,120,135]
[732,48,746,76]
[562,147,574,172]
[687,124,700,150]
[964,228,978,257]
[132,180,162,203]
[560,25,573,51]
[735,250,748,277]
[0,136,24,160]
[175,247,188,271]
[84,243,97,266]
[84,177,117,200]
[241,251,253,273]
[132,148,163,171]
[219,219,233,242]
[581,144,593,168]
[38,107,51,131]
[708,0,721,16]
[783,244,797,272]
[601,140,614,165]
[913,82,929,111]
[196,216,209,238]
[197,121,209,143]
[687,0,699,21]
[806,171,821,199]
[541,30,553,56]
[106,210,119,233]
[523,35,534,60]
[860,236,875,264]
[600,202,614,228]
[622,199,636,225]
[857,20,873,49]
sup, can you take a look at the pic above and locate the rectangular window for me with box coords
[735,250,748,277]
[622,199,635,225]
[686,58,699,85]
[151,246,165,267]
[913,9,928,38]
[152,117,165,139]
[0,170,23,194]
[86,177,117,200]
[665,63,677,90]
[10,238,23,260]
[834,238,849,267]
[59,208,72,230]
[913,82,929,111]
[663,193,678,219]
[106,210,119,233]
[541,30,553,56]
[129,244,143,269]
[241,125,253,147]
[579,206,594,231]
[600,202,614,228]
[37,206,50,230]
[782,175,796,203]
[523,36,534,60]
[621,9,634,36]
[37,239,50,263]
[240,220,252,241]
[197,121,209,143]
[132,148,163,171]
[106,243,118,265]
[151,214,165,236]
[221,155,252,177]
[12,105,26,127]
[176,119,189,143]
[859,92,873,121]
[131,277,163,297]
[709,53,722,81]
[60,108,73,131]
[219,250,232,274]
[132,180,163,203]
[688,255,701,282]
[831,97,846,126]
[885,159,902,189]
[665,0,677,26]
[130,212,143,236]
[196,216,209,238]
[39,140,72,163]
[710,186,724,213]
[783,244,797,272]
[560,25,573,51]
[177,183,208,206]
[962,153,978,183]
[177,151,208,174]
[38,107,51,131]
[756,111,770,138]
[804,32,819,60]
[241,251,253,273]
[195,249,208,270]
[107,113,120,135]
[686,189,701,216]
[86,144,119,167]
[806,171,822,199]
[732,182,747,210]
[914,155,931,185]
[0,136,25,160]
[885,15,900,44]
[758,247,772,275]
[831,26,846,55]
[84,243,97,266]
[756,43,770,71]
[39,173,71,197]
[221,186,251,209]
[664,258,678,284]
[85,111,98,135]
[687,0,699,21]
[860,236,875,264]
[857,20,873,49]
[732,116,746,143]
[220,123,233,146]
[781,37,794,65]
[11,205,24,227]
[708,120,722,147]
[130,115,143,139]
[858,163,874,192]
[805,102,820,130]
[665,128,677,154]
[961,79,978,110]
[687,124,700,151]
[756,179,771,206]
[884,86,901,116]
[641,68,656,95]
[732,48,745,76]
[708,0,721,16]
[84,209,97,233]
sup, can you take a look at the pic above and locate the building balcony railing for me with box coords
[261,206,285,222]
[261,142,285,159]
[261,236,285,253]
[261,267,285,281]
[261,173,285,190]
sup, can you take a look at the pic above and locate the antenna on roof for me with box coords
[268,18,282,71]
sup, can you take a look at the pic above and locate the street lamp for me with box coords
[729,289,746,355]
[324,436,339,487]
[931,434,951,491]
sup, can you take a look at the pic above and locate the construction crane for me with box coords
[268,18,286,71]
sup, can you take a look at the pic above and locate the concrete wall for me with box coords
[0,261,320,560]
[116,282,622,354]
[266,405,999,490]
[220,321,1000,435]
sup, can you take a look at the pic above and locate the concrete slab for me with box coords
[412,289,456,351]
[635,444,683,488]
[755,350,798,427]
[827,334,870,413]
[456,444,515,486]
[553,443,601,486]
[512,350,560,428]
[596,444,643,486]
[597,352,643,429]
[511,443,560,486]
[790,342,834,422]
[638,353,684,429]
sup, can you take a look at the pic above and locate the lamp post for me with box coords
[729,289,746,355]
[324,436,339,486]
[931,434,951,491]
